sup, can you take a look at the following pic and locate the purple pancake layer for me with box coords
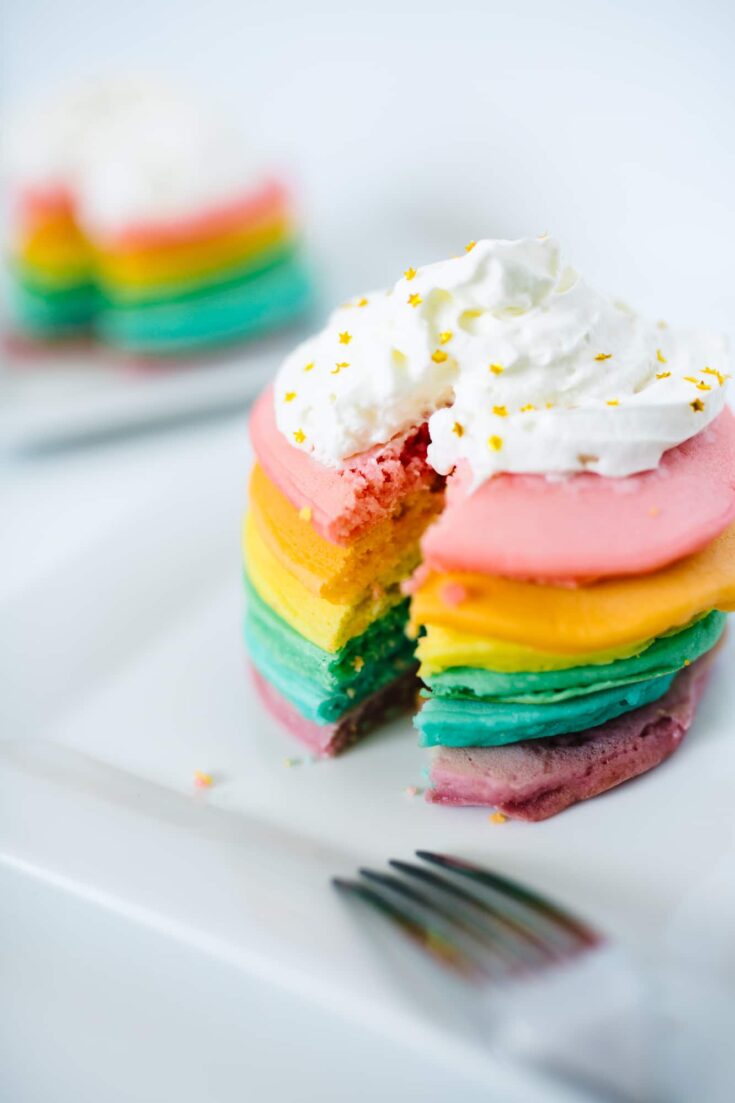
[427,655,713,821]
[251,663,419,756]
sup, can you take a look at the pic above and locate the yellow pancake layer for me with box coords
[416,624,660,677]
[410,521,735,654]
[19,214,93,284]
[244,513,404,652]
[95,215,290,288]
[249,463,441,604]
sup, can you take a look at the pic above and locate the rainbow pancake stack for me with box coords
[249,236,734,817]
[245,368,444,755]
[5,79,311,354]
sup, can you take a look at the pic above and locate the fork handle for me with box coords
[477,946,655,1103]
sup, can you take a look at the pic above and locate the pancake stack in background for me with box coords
[4,78,312,354]
[247,236,735,818]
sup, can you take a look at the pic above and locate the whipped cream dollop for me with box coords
[274,237,730,482]
[5,77,261,238]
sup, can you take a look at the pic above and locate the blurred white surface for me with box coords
[2,3,734,1100]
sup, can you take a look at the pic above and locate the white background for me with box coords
[3,0,734,331]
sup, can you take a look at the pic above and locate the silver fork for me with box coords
[333,852,655,1102]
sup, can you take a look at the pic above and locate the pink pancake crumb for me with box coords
[250,664,418,756]
[250,389,442,546]
[422,409,735,582]
[427,655,714,821]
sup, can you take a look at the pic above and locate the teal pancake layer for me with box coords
[427,611,726,704]
[9,271,98,335]
[244,576,416,725]
[416,672,676,748]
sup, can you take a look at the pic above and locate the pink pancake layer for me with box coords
[15,185,74,222]
[251,664,418,756]
[423,409,735,582]
[250,389,441,546]
[17,179,287,250]
[106,179,287,250]
[427,656,713,821]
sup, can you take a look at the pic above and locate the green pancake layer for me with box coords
[427,611,726,704]
[244,575,416,725]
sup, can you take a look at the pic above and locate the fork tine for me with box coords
[416,852,602,950]
[332,877,482,979]
[357,869,514,976]
[388,860,559,967]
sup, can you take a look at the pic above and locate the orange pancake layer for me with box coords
[410,521,735,654]
[249,463,443,603]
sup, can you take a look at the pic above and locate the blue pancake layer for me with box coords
[244,575,416,725]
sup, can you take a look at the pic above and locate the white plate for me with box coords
[2,417,735,1100]
[0,324,309,453]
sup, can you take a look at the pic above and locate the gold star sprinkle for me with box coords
[331,362,349,374]
[465,240,477,252]
[431,348,449,363]
[656,371,671,379]
[293,429,306,444]
[357,297,369,307]
[298,506,312,522]
[606,399,619,406]
[304,361,315,372]
[407,292,422,308]
[338,331,352,345]
[690,398,705,412]
[439,330,453,344]
[656,349,667,364]
[489,363,504,375]
[492,405,508,417]
[684,376,712,391]
[489,812,507,824]
[452,421,464,437]
[284,391,297,403]
[404,267,417,281]
[595,353,613,362]
[520,403,535,412]
[488,435,503,451]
